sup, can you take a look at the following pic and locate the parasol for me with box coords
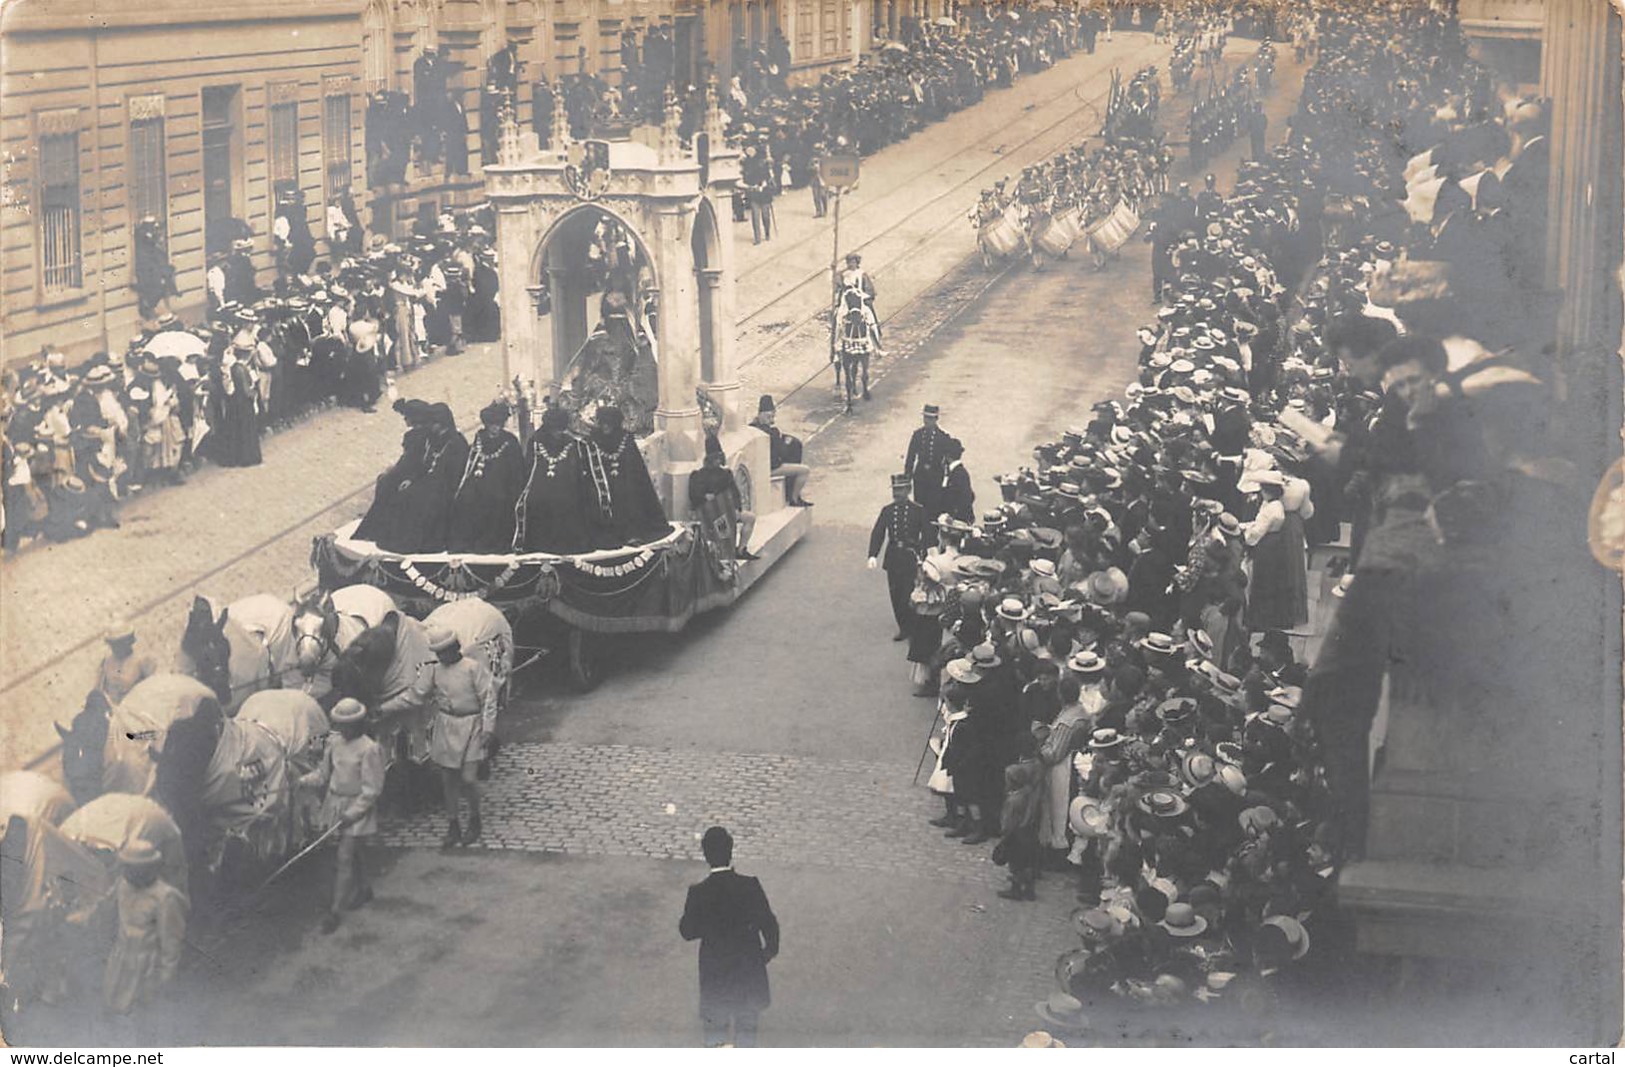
[142,331,208,360]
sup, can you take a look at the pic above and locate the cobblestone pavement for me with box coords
[380,740,1008,889]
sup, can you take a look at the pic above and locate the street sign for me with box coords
[818,153,861,189]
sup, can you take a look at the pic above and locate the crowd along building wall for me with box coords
[0,0,878,368]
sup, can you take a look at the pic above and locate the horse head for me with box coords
[180,596,233,706]
[153,695,225,848]
[322,617,397,712]
[56,689,112,807]
[292,591,339,677]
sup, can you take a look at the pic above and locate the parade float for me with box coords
[314,90,810,689]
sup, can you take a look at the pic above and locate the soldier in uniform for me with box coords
[904,403,951,518]
[868,473,929,641]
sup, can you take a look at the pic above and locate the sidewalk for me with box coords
[0,32,1167,769]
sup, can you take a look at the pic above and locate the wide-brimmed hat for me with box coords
[1034,992,1089,1032]
[1138,632,1178,657]
[1087,728,1126,751]
[330,697,367,724]
[1185,629,1215,660]
[970,642,1003,670]
[1072,905,1122,942]
[105,620,136,643]
[1155,697,1195,724]
[1158,903,1208,938]
[1029,558,1057,579]
[1214,741,1245,767]
[1259,703,1294,727]
[944,658,983,685]
[426,626,459,652]
[1137,790,1189,819]
[1082,569,1128,606]
[1217,765,1248,796]
[1067,650,1104,676]
[1068,798,1110,838]
[1268,685,1302,710]
[994,597,1030,622]
[1182,751,1218,788]
[118,840,163,868]
[960,557,1006,579]
[1019,1032,1068,1049]
[1261,915,1311,960]
[82,364,117,387]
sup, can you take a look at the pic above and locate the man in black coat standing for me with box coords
[680,826,779,1048]
[903,402,951,519]
[869,472,929,642]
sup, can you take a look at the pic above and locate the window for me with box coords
[821,0,838,55]
[796,0,814,55]
[38,126,82,294]
[129,115,168,242]
[268,87,299,191]
[323,93,353,195]
[202,85,240,255]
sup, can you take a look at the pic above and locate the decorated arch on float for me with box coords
[486,90,762,521]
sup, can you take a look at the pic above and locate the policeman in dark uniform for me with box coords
[904,403,951,518]
[868,473,928,642]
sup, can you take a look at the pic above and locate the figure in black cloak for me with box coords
[466,250,501,343]
[447,400,524,553]
[513,404,593,554]
[354,399,432,543]
[132,217,179,322]
[203,351,262,468]
[584,405,669,548]
[382,402,467,552]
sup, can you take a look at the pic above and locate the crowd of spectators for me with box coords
[881,0,1575,1040]
[2,206,500,553]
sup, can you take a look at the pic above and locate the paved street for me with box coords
[0,31,1173,768]
[5,33,1316,1049]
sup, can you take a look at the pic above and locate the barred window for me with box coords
[129,117,168,242]
[39,130,82,294]
[323,94,352,194]
[269,96,299,189]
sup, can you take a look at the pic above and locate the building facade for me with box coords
[0,0,877,366]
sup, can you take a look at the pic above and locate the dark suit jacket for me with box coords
[680,869,779,1012]
[868,500,928,573]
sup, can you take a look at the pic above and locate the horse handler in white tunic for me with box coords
[425,625,498,849]
[301,697,384,934]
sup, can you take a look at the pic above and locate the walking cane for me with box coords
[256,820,345,894]
[912,705,941,787]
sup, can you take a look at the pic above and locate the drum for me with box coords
[1035,208,1083,257]
[978,205,1025,259]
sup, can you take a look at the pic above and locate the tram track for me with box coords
[3,41,1170,768]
